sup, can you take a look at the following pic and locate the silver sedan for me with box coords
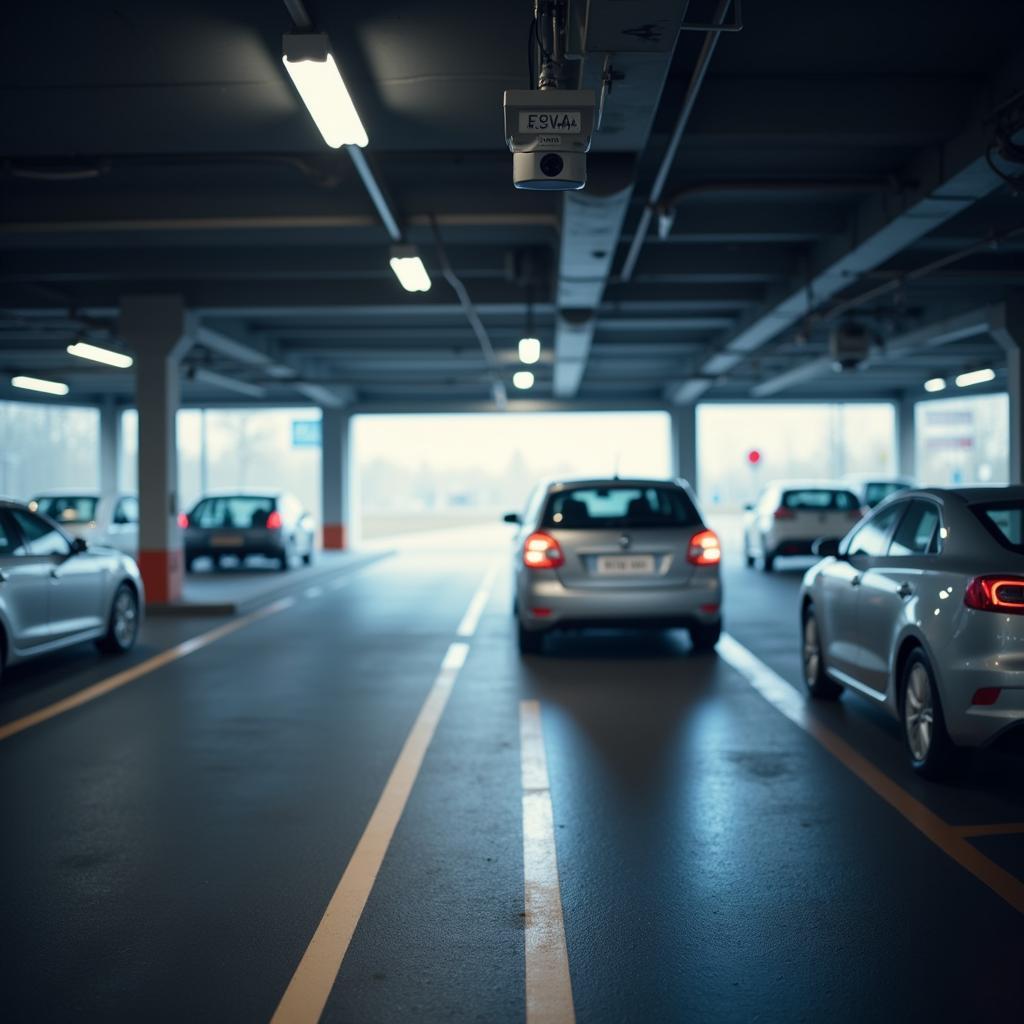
[800,487,1024,777]
[0,500,143,682]
[506,477,722,655]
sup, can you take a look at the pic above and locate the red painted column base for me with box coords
[138,548,184,604]
[323,523,347,550]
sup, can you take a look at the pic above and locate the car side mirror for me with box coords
[503,512,521,524]
[812,537,841,558]
[70,536,88,555]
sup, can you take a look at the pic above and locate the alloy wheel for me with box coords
[113,588,137,648]
[803,616,820,684]
[904,663,934,762]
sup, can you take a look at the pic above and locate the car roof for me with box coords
[544,476,684,492]
[192,489,285,498]
[762,479,860,492]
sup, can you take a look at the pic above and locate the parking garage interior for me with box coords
[3,2,1024,1021]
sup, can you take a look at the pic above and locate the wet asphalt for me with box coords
[1,524,1022,1023]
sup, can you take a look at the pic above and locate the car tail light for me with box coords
[266,510,283,530]
[773,506,795,520]
[687,529,721,565]
[523,532,564,569]
[177,512,189,529]
[964,576,1024,614]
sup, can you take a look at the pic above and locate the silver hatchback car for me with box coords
[800,487,1024,777]
[506,478,722,655]
[0,499,144,683]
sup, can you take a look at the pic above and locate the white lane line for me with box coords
[303,586,324,600]
[520,700,576,1024]
[328,577,352,591]
[717,633,1024,915]
[456,564,498,638]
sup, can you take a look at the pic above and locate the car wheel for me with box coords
[302,548,314,567]
[690,620,721,653]
[97,583,140,654]
[185,557,196,573]
[744,544,755,568]
[517,620,544,655]
[802,606,842,699]
[762,548,775,572]
[901,650,957,779]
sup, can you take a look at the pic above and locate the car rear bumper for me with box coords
[941,664,1024,747]
[185,542,286,560]
[517,572,721,632]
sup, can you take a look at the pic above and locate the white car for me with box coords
[743,482,861,571]
[29,492,139,556]
[843,474,913,509]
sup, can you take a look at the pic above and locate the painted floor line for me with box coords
[520,700,576,1024]
[717,633,1024,915]
[0,596,296,744]
[328,577,352,591]
[303,586,324,600]
[456,564,499,638]
[954,823,1024,838]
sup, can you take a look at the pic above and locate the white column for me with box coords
[321,407,351,549]
[99,397,121,498]
[120,295,189,603]
[991,296,1024,485]
[670,404,698,492]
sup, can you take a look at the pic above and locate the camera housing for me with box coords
[504,89,595,190]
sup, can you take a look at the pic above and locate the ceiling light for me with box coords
[518,337,541,364]
[12,375,69,396]
[282,34,368,149]
[67,341,133,368]
[513,370,535,390]
[389,246,431,292]
[955,367,995,389]
[923,377,946,393]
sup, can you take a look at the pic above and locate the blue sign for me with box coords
[291,419,322,448]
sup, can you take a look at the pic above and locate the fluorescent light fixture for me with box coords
[513,370,535,390]
[67,341,133,368]
[955,367,995,389]
[12,375,69,396]
[923,377,947,393]
[518,337,541,364]
[389,245,431,292]
[282,33,368,148]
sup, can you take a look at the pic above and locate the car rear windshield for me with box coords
[864,482,908,506]
[971,502,1024,553]
[541,486,700,529]
[782,489,859,511]
[32,495,98,524]
[190,496,276,529]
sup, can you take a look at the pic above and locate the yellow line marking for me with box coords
[953,823,1024,838]
[520,700,576,1024]
[0,596,295,743]
[456,564,498,637]
[717,634,1024,915]
[270,640,470,1024]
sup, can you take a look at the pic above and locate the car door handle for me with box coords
[898,582,914,599]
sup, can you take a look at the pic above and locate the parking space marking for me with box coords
[456,564,498,637]
[520,700,576,1024]
[954,823,1024,838]
[0,596,296,744]
[328,577,352,591]
[303,586,324,600]
[717,634,1024,915]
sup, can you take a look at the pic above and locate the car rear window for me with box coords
[782,489,859,511]
[971,502,1024,553]
[190,496,276,529]
[32,495,98,524]
[864,482,908,506]
[541,486,700,529]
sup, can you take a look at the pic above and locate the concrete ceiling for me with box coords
[1,0,1023,409]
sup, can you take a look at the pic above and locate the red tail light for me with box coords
[177,512,189,529]
[964,576,1024,614]
[687,529,721,566]
[773,506,796,520]
[266,510,283,531]
[523,532,564,569]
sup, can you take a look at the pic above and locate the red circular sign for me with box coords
[747,449,762,465]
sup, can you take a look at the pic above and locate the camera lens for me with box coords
[539,153,564,177]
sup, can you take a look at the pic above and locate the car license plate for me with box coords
[596,554,656,575]
[211,534,244,547]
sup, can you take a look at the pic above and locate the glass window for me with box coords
[971,502,1024,553]
[782,489,859,511]
[0,512,18,556]
[190,496,275,529]
[10,509,71,557]
[846,504,904,558]
[114,497,139,525]
[888,501,940,557]
[541,485,700,529]
[32,495,98,525]
[864,481,909,507]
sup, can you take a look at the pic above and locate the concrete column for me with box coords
[99,398,121,498]
[120,295,189,604]
[670,404,698,492]
[895,395,917,481]
[321,407,351,549]
[991,295,1024,485]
